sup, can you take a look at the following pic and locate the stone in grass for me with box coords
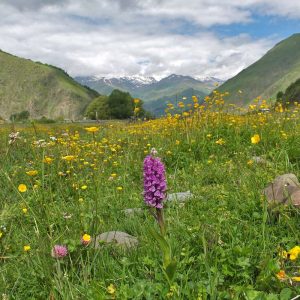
[123,208,143,217]
[252,156,267,164]
[167,191,194,202]
[95,231,138,249]
[263,173,300,206]
[291,190,300,207]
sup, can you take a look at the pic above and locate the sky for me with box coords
[0,0,300,80]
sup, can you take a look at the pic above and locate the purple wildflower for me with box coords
[51,245,68,258]
[143,150,167,208]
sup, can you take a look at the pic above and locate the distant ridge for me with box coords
[76,74,221,101]
[76,74,222,115]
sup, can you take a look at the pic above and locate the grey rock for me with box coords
[291,190,300,207]
[252,156,267,164]
[263,173,300,205]
[95,231,138,249]
[123,208,143,217]
[167,191,194,202]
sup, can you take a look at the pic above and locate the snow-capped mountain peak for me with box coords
[76,75,158,90]
[119,75,157,85]
[92,75,157,87]
[195,76,224,84]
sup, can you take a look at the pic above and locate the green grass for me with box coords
[0,103,300,299]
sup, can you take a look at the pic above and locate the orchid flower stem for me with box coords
[156,208,166,236]
[148,207,157,220]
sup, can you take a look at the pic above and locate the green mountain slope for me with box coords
[278,77,300,105]
[217,34,300,105]
[0,50,98,120]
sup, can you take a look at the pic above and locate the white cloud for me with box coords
[0,0,298,79]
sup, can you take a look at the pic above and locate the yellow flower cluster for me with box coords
[251,134,260,144]
[26,170,38,176]
[281,246,300,261]
[85,127,99,133]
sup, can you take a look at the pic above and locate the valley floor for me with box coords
[1,101,300,299]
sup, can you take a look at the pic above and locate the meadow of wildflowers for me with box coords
[1,93,300,299]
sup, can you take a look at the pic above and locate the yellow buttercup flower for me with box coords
[276,104,284,113]
[216,138,225,145]
[22,208,28,214]
[85,127,99,133]
[276,270,286,280]
[82,234,91,242]
[107,284,116,294]
[26,170,38,176]
[18,184,27,193]
[292,276,300,281]
[62,155,76,161]
[251,134,260,144]
[116,186,123,191]
[23,245,31,252]
[288,246,300,260]
[43,156,53,164]
[247,160,254,166]
[81,233,91,245]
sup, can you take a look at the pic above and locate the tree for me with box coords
[108,89,134,119]
[10,110,30,122]
[276,91,284,104]
[85,95,110,120]
[85,90,148,120]
[18,110,30,120]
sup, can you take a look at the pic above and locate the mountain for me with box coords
[76,74,222,115]
[76,75,157,96]
[76,74,221,102]
[139,74,215,102]
[217,34,300,105]
[0,50,98,120]
[195,76,224,85]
